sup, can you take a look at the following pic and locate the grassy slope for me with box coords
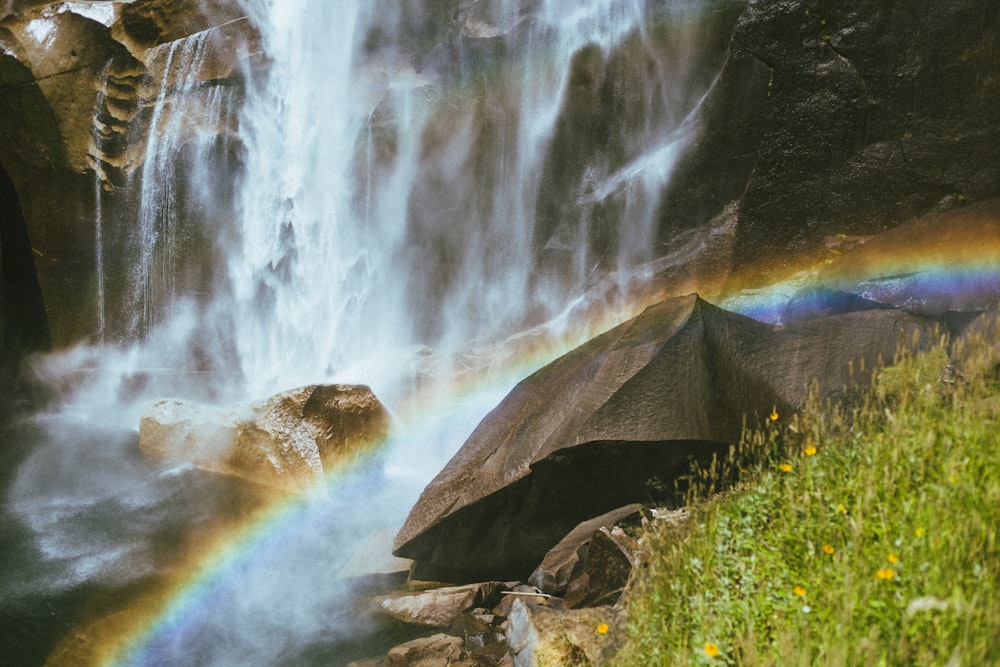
[612,333,1000,666]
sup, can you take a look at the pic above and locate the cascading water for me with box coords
[225,0,722,399]
[127,31,240,343]
[1,1,735,665]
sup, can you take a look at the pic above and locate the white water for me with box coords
[225,0,710,401]
[128,32,238,340]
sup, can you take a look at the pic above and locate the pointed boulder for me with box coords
[393,294,933,582]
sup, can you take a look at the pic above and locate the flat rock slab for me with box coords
[374,582,507,628]
[386,633,463,666]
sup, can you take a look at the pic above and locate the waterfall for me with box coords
[94,173,106,344]
[224,0,716,400]
[3,1,733,665]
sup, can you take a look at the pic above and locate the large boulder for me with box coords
[139,384,391,493]
[394,294,935,582]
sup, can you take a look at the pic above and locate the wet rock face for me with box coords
[660,0,1000,270]
[0,0,253,360]
[114,0,246,51]
[0,164,49,383]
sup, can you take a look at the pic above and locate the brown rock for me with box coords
[112,0,247,53]
[562,526,642,609]
[505,600,621,667]
[303,384,394,469]
[139,384,390,493]
[450,611,507,666]
[1,5,133,173]
[386,633,463,667]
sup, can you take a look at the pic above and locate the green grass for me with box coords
[612,333,1000,666]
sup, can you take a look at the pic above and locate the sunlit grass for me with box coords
[613,324,1000,666]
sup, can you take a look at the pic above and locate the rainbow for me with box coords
[722,200,1000,324]
[57,349,572,667]
[52,201,1000,666]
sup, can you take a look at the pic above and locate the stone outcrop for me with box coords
[562,526,643,609]
[374,582,507,629]
[139,384,391,493]
[817,198,1000,316]
[362,505,651,665]
[394,294,935,582]
[385,633,464,667]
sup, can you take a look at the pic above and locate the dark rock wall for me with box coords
[0,163,48,381]
[532,2,746,288]
[660,0,1000,272]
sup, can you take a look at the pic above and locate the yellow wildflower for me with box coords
[915,526,925,538]
[804,445,817,456]
[596,623,609,635]
[779,463,793,473]
[769,410,780,422]
[888,553,900,564]
[875,568,895,580]
[836,503,847,514]
[794,585,807,597]
[704,643,720,658]
[822,544,835,555]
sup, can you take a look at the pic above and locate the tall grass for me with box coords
[613,329,1000,666]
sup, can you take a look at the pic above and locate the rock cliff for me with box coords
[659,0,1000,272]
[0,0,254,382]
